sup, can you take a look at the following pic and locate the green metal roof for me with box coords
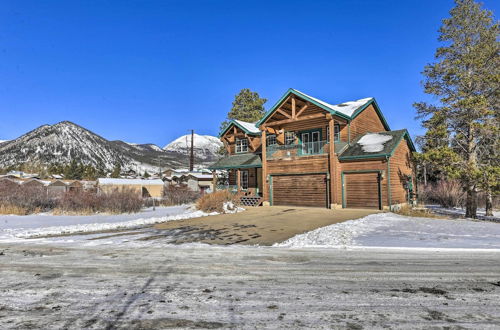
[338,129,416,160]
[208,153,262,170]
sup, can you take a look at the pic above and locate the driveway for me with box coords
[152,206,379,245]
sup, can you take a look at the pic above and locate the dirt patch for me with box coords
[151,206,379,245]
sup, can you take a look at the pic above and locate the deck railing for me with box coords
[266,141,329,159]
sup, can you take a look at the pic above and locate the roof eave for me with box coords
[218,120,261,138]
[256,89,352,127]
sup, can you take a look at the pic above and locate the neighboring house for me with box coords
[210,88,416,210]
[97,178,164,198]
[164,170,215,194]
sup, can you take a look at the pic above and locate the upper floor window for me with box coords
[327,124,341,142]
[285,131,296,145]
[266,134,277,146]
[235,138,248,153]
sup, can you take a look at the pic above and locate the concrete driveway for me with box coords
[152,206,380,245]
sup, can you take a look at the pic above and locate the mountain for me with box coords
[163,134,223,162]
[0,121,221,173]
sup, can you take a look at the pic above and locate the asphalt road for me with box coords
[1,243,499,329]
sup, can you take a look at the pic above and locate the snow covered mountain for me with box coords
[163,134,223,162]
[0,121,221,173]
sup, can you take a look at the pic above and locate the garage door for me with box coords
[344,172,381,209]
[272,174,327,208]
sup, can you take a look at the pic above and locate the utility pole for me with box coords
[189,129,194,172]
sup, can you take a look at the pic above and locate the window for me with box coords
[285,131,295,145]
[266,134,277,146]
[326,124,341,142]
[236,138,248,153]
[240,170,249,190]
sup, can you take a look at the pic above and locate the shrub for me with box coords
[163,184,200,206]
[0,184,56,214]
[57,188,143,214]
[419,180,465,208]
[196,190,239,213]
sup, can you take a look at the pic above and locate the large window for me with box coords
[236,138,248,153]
[266,134,277,146]
[285,131,295,145]
[326,124,341,142]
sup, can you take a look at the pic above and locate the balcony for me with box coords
[266,141,329,160]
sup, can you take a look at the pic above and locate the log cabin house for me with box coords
[210,89,416,210]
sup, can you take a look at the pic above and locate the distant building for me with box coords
[97,178,164,198]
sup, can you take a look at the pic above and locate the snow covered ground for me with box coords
[277,213,500,250]
[0,205,216,243]
[427,205,500,221]
[1,243,499,329]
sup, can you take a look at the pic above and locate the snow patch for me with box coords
[233,120,260,134]
[9,209,217,239]
[357,133,393,153]
[276,213,500,249]
[293,90,373,117]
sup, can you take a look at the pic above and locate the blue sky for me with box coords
[0,0,498,146]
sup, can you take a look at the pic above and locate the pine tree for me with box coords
[143,171,150,178]
[220,88,267,133]
[110,164,121,178]
[414,0,499,218]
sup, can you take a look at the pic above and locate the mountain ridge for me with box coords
[0,121,222,173]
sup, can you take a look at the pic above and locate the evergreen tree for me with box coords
[64,160,83,180]
[414,0,499,218]
[220,88,267,133]
[110,164,121,178]
[143,171,150,178]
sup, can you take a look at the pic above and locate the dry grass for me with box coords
[0,204,37,215]
[394,205,443,218]
[196,190,239,213]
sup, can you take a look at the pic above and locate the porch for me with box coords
[209,153,264,206]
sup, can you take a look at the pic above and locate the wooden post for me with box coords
[329,118,336,208]
[212,170,217,192]
[291,96,296,118]
[261,129,268,203]
[236,169,241,192]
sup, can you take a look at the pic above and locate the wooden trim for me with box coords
[277,108,291,119]
[291,96,296,118]
[329,118,336,206]
[237,169,241,192]
[295,103,309,118]
[265,113,327,127]
[262,130,268,202]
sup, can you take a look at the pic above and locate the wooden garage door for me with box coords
[345,172,381,209]
[272,174,327,208]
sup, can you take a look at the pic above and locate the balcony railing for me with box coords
[266,141,329,159]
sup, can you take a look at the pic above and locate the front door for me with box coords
[301,130,320,154]
[240,170,249,190]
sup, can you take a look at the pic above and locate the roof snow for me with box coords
[234,120,260,134]
[98,178,164,186]
[293,90,373,117]
[357,133,393,153]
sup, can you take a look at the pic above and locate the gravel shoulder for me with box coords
[1,243,499,329]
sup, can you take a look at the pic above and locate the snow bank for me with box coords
[357,133,392,153]
[8,209,216,239]
[276,213,500,249]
